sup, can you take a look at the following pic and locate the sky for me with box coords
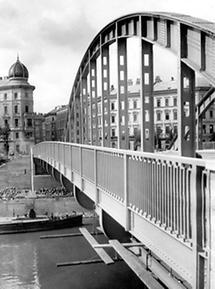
[0,0,215,113]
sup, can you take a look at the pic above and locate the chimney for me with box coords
[136,78,140,85]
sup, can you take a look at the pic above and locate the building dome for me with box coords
[8,56,29,80]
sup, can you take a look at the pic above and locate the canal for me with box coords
[0,198,146,289]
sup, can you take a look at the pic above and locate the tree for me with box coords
[0,124,11,157]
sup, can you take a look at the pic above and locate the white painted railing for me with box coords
[33,141,215,289]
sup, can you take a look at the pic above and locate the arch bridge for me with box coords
[33,12,215,289]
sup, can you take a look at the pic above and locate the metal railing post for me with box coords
[94,149,98,205]
[190,164,205,288]
[205,161,215,288]
[124,153,129,231]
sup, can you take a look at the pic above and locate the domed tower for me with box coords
[0,56,35,155]
[8,56,29,80]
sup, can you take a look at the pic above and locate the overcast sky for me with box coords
[0,0,215,113]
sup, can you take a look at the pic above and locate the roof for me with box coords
[45,105,68,116]
[110,77,210,95]
[8,56,29,80]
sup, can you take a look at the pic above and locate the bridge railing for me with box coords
[33,141,214,288]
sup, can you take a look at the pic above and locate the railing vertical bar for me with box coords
[152,160,155,221]
[155,161,158,222]
[186,167,191,240]
[148,159,152,218]
[161,162,164,225]
[168,163,172,230]
[143,159,147,215]
[156,163,160,223]
[179,166,183,237]
[158,162,162,224]
[173,166,177,233]
[176,165,180,235]
[163,162,167,227]
[166,162,170,229]
[181,167,186,238]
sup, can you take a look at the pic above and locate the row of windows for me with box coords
[203,124,214,134]
[156,111,177,121]
[3,118,32,127]
[156,98,177,107]
[2,92,29,100]
[4,105,29,114]
[91,99,139,115]
[110,126,139,137]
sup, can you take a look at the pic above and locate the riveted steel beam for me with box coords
[116,36,129,149]
[101,44,111,147]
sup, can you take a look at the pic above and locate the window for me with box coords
[111,102,115,110]
[15,132,19,139]
[25,105,29,113]
[4,119,8,126]
[27,119,32,127]
[133,113,137,122]
[112,129,115,137]
[210,110,213,118]
[173,126,178,134]
[157,111,161,121]
[173,111,177,120]
[111,115,115,123]
[133,100,137,109]
[157,99,161,107]
[14,92,18,99]
[165,126,170,134]
[14,105,18,114]
[25,92,28,98]
[4,106,7,114]
[165,98,169,107]
[165,112,170,120]
[173,98,177,106]
[210,124,214,134]
[203,125,206,134]
[4,93,7,100]
[15,119,19,127]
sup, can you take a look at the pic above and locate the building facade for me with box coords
[0,57,35,155]
[83,77,214,150]
[43,105,68,142]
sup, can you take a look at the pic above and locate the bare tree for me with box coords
[0,124,11,157]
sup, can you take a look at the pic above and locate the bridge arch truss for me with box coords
[65,12,215,157]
